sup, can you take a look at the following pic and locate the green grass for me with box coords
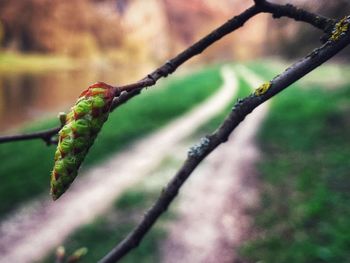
[194,76,252,137]
[41,66,257,263]
[240,68,350,263]
[0,65,222,217]
[245,59,350,85]
[245,60,281,80]
[43,188,166,263]
[42,154,179,263]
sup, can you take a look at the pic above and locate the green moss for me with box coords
[240,66,350,263]
[330,17,349,41]
[254,81,271,96]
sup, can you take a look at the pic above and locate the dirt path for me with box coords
[160,66,268,263]
[0,66,238,263]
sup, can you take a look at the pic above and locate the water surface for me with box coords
[0,64,149,132]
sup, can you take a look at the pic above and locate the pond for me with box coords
[0,64,150,132]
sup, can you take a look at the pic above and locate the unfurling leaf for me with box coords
[67,247,88,263]
[51,82,115,200]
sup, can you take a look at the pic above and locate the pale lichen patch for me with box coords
[188,136,210,158]
[254,82,271,96]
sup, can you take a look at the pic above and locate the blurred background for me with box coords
[0,0,349,131]
[0,0,349,262]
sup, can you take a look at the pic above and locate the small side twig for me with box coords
[0,126,60,145]
[98,20,350,263]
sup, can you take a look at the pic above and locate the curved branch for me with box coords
[98,24,350,263]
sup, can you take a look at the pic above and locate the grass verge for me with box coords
[240,68,350,262]
[43,156,180,263]
[0,65,222,217]
[42,66,254,263]
[0,52,79,72]
[192,69,252,137]
[43,188,167,263]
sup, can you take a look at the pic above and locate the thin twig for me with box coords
[0,126,60,145]
[98,19,350,263]
[0,0,332,145]
[110,4,261,109]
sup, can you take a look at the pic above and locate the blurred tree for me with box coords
[0,0,123,57]
[0,19,3,48]
[268,0,350,58]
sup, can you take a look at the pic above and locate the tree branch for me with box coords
[0,0,333,145]
[112,4,261,109]
[260,1,336,33]
[98,20,350,263]
[0,126,60,145]
[0,4,260,144]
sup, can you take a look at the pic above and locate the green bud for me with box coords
[61,171,76,186]
[59,125,71,137]
[74,100,91,116]
[90,118,104,133]
[66,111,74,122]
[68,247,88,262]
[50,179,60,190]
[73,136,89,151]
[54,160,67,176]
[54,149,61,161]
[74,119,90,135]
[51,81,114,200]
[75,150,88,164]
[91,87,106,94]
[59,136,73,154]
[92,96,105,108]
[64,156,77,170]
